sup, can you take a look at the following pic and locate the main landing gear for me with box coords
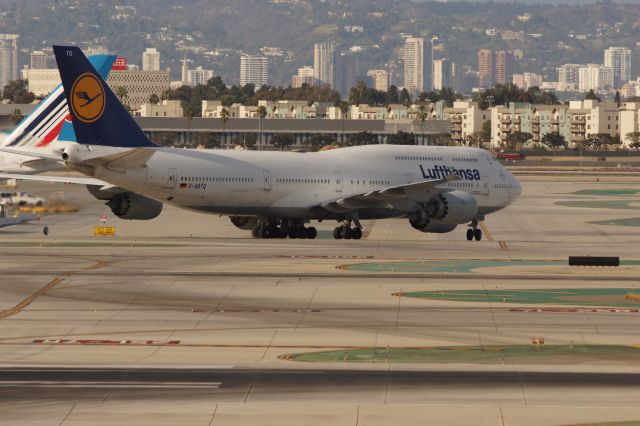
[251,219,317,239]
[333,216,362,240]
[466,217,483,241]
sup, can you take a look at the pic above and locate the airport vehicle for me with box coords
[10,192,45,207]
[1,46,522,241]
[496,151,525,161]
[0,55,116,174]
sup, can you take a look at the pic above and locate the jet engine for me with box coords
[410,190,478,230]
[86,185,162,220]
[230,216,259,230]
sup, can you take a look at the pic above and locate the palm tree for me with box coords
[114,86,128,104]
[9,108,23,125]
[257,105,267,149]
[338,101,350,143]
[220,107,229,147]
[415,104,429,145]
[185,108,194,147]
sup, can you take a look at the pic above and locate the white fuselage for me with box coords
[82,144,521,221]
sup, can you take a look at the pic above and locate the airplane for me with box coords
[0,54,117,175]
[0,45,522,241]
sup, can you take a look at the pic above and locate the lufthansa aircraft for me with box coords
[1,46,521,241]
[0,55,116,174]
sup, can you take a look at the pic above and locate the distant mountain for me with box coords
[0,0,639,86]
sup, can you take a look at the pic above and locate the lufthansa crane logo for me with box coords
[70,72,105,123]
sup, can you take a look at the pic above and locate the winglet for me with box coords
[53,45,157,148]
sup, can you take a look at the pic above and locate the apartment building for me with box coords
[443,101,489,144]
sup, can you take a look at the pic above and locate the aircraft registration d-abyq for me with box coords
[0,46,521,241]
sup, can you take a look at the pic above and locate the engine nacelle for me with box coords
[105,193,163,220]
[426,190,478,225]
[412,219,457,234]
[230,216,258,230]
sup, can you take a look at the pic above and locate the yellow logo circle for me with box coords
[70,73,105,123]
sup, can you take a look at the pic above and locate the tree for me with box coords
[625,132,640,150]
[541,132,567,150]
[585,89,602,102]
[9,108,23,125]
[308,133,336,150]
[415,104,429,145]
[385,85,399,104]
[387,131,416,145]
[2,79,35,104]
[220,107,229,130]
[465,132,485,148]
[481,120,492,143]
[270,133,296,151]
[337,101,350,137]
[257,105,268,148]
[429,133,453,146]
[399,88,411,105]
[115,86,129,104]
[473,84,557,109]
[345,131,378,146]
[505,131,533,151]
[148,93,160,104]
[614,90,622,107]
[585,133,620,151]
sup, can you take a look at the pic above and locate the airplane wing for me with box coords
[0,172,108,186]
[320,174,461,214]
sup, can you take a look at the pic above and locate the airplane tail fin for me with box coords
[53,45,157,148]
[2,54,116,149]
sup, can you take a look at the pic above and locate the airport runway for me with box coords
[2,177,640,425]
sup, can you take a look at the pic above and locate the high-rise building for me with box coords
[367,69,390,92]
[494,50,513,85]
[313,42,337,86]
[142,48,161,71]
[604,47,632,88]
[85,46,109,56]
[188,66,214,86]
[181,55,189,85]
[404,37,433,96]
[30,50,49,69]
[335,53,357,98]
[106,69,170,110]
[558,64,582,86]
[478,49,494,88]
[579,64,614,93]
[512,72,542,90]
[433,58,454,90]
[292,66,317,88]
[240,55,268,87]
[0,34,19,93]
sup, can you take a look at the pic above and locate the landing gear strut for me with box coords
[251,219,317,240]
[333,216,362,240]
[467,218,482,241]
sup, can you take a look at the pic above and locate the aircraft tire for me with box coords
[466,229,474,241]
[474,228,482,241]
[351,228,362,240]
[333,227,343,240]
[307,227,317,239]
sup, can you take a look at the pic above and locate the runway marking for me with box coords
[361,222,375,240]
[192,308,321,313]
[511,307,640,314]
[282,255,375,259]
[479,222,509,251]
[32,339,180,346]
[0,260,109,320]
[0,381,221,389]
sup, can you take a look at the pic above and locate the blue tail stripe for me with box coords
[53,46,157,148]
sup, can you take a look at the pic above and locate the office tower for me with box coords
[478,49,494,88]
[604,46,632,88]
[579,64,614,93]
[0,34,18,92]
[404,37,433,96]
[494,50,513,85]
[335,53,357,98]
[367,69,390,92]
[30,50,49,69]
[240,55,268,87]
[188,66,214,86]
[292,66,316,88]
[142,48,161,71]
[433,58,454,90]
[313,42,337,86]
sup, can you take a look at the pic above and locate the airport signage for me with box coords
[94,226,116,236]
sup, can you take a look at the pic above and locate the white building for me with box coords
[188,66,214,86]
[313,42,337,86]
[106,69,170,109]
[240,55,268,87]
[444,101,489,144]
[432,58,454,91]
[85,46,109,56]
[26,68,60,97]
[142,48,161,72]
[512,72,543,90]
[30,50,49,69]
[619,102,640,147]
[0,34,19,93]
[139,99,183,117]
[367,69,390,92]
[292,66,316,88]
[604,47,632,88]
[403,37,433,96]
[579,64,614,93]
